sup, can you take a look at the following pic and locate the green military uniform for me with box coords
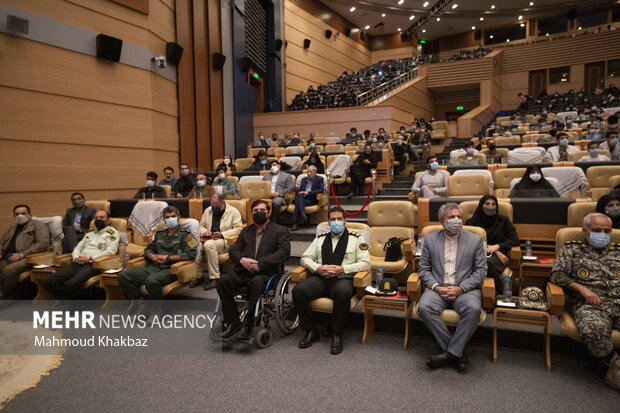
[293,229,371,335]
[551,240,620,357]
[455,156,486,166]
[118,227,197,300]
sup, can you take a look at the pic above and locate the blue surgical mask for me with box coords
[611,138,618,146]
[146,180,154,187]
[590,148,600,157]
[164,217,178,229]
[466,148,475,155]
[372,137,377,143]
[589,231,610,249]
[560,138,569,146]
[329,220,345,234]
[310,143,315,148]
[196,180,206,188]
[429,161,439,171]
[260,159,267,165]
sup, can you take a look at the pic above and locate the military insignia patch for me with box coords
[185,234,197,248]
[97,243,103,249]
[359,243,369,250]
[109,236,116,241]
[106,228,114,234]
[577,267,589,279]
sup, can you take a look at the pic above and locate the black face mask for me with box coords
[94,220,106,230]
[253,212,268,225]
[488,144,496,150]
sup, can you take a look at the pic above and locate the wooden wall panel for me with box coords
[376,76,434,121]
[192,0,211,168]
[369,33,416,51]
[371,46,416,63]
[207,0,224,162]
[426,58,493,88]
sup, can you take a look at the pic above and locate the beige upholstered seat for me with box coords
[494,136,521,145]
[160,185,172,198]
[447,174,490,198]
[585,165,620,201]
[247,147,264,158]
[85,200,111,214]
[236,157,256,171]
[367,201,415,274]
[566,202,597,227]
[494,168,526,198]
[324,144,344,154]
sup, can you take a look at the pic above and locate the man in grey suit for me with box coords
[418,202,487,371]
[262,160,294,224]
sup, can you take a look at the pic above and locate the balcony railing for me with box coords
[355,68,418,107]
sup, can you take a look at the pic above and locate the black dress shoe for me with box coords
[456,352,468,372]
[346,192,354,200]
[426,352,457,369]
[221,321,242,339]
[235,326,252,341]
[203,279,217,291]
[298,328,320,349]
[291,224,299,232]
[330,335,343,354]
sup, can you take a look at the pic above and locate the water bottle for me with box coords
[123,251,130,269]
[376,266,384,289]
[502,274,512,302]
[525,238,533,257]
[417,236,424,255]
[56,247,61,256]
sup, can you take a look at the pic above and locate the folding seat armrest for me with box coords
[406,273,421,302]
[54,253,73,267]
[126,257,147,269]
[482,278,496,309]
[25,251,55,266]
[290,266,309,282]
[546,282,565,316]
[402,239,416,261]
[408,192,417,204]
[509,246,521,269]
[317,193,327,207]
[285,192,295,204]
[353,270,371,288]
[171,261,198,283]
[93,255,123,271]
[226,235,239,247]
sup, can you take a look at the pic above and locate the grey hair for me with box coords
[211,192,225,202]
[307,165,317,172]
[583,212,612,228]
[438,202,463,222]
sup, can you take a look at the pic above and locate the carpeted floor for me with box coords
[2,328,618,412]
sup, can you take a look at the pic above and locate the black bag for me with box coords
[383,237,407,262]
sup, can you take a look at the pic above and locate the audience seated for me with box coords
[418,203,486,371]
[371,135,386,152]
[344,127,362,143]
[509,166,561,198]
[301,152,325,174]
[412,155,449,199]
[543,133,580,162]
[579,141,611,163]
[249,150,270,171]
[391,135,408,174]
[215,200,290,340]
[550,213,619,381]
[62,192,96,253]
[599,131,620,160]
[410,127,430,161]
[293,206,370,354]
[158,166,178,192]
[465,196,519,292]
[584,124,603,141]
[212,167,238,198]
[215,154,237,173]
[176,163,197,198]
[187,173,215,200]
[596,194,620,229]
[43,210,119,299]
[199,193,243,290]
[442,46,492,62]
[346,143,378,199]
[254,132,272,147]
[0,204,50,299]
[263,160,294,224]
[134,171,167,199]
[291,165,324,231]
[454,142,486,166]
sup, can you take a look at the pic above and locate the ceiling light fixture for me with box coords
[350,6,355,12]
[397,27,401,31]
[530,1,534,5]
[472,26,476,30]
[382,13,386,17]
[480,17,484,21]
[520,23,525,27]
[409,15,415,20]
[398,0,404,5]
[452,4,458,9]
[491,5,495,9]
[365,25,370,30]
[518,15,523,20]
[422,29,426,33]
[423,1,429,7]
[490,35,494,38]
[506,38,510,42]
[578,26,582,30]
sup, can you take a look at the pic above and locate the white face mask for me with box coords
[15,214,29,225]
[605,205,620,217]
[271,165,279,174]
[445,217,462,234]
[219,173,226,181]
[223,159,230,164]
[529,173,542,182]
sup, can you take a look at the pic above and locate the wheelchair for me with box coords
[210,271,299,348]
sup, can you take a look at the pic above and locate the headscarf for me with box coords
[466,195,504,241]
[305,152,325,174]
[509,165,560,198]
[596,193,620,229]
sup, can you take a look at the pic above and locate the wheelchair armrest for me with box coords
[406,273,421,302]
[126,257,147,269]
[25,251,55,266]
[353,271,371,288]
[509,246,521,269]
[54,253,73,267]
[546,282,565,316]
[402,239,416,261]
[482,278,496,309]
[290,266,309,282]
[93,255,123,271]
[171,261,198,284]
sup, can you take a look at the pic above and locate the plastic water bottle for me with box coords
[56,247,61,256]
[525,238,533,257]
[123,251,130,269]
[376,266,384,289]
[417,236,424,254]
[502,274,512,302]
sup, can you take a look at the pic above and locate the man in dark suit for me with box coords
[133,171,167,199]
[216,199,291,340]
[291,165,324,231]
[62,192,96,253]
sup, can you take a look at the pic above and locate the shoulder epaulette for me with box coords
[565,240,581,245]
[349,231,360,237]
[318,232,329,237]
[106,228,115,234]
[608,242,619,250]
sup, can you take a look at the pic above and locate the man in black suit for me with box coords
[216,199,291,340]
[62,192,96,253]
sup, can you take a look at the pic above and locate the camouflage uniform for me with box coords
[550,240,620,357]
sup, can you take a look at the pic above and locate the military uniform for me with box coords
[43,226,120,299]
[551,240,620,357]
[293,229,371,335]
[118,227,197,300]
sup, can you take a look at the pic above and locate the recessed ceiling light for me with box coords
[546,33,549,36]
[472,26,476,30]
[422,29,426,33]
[530,1,534,5]
[382,13,386,17]
[397,27,401,32]
[423,1,429,7]
[578,26,582,30]
[452,4,458,9]
[518,15,523,20]
[506,39,510,42]
[490,35,494,38]
[351,28,359,33]
[491,5,495,9]
[409,15,415,20]
[350,6,355,12]
[398,0,404,5]
[520,23,525,27]
[365,25,370,30]
[480,17,484,21]
[436,17,441,21]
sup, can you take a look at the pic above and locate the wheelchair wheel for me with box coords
[274,272,300,334]
[254,328,272,349]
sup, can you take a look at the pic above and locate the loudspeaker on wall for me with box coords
[166,42,184,65]
[275,39,283,51]
[303,38,311,49]
[344,28,351,37]
[325,29,332,39]
[213,52,226,70]
[96,34,123,62]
